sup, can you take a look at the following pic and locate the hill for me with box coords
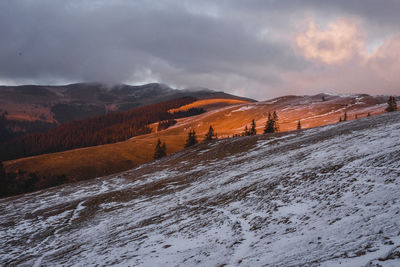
[1,111,399,266]
[0,97,203,161]
[3,93,391,183]
[0,82,252,142]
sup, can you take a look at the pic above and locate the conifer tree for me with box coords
[204,125,216,141]
[264,112,279,133]
[273,111,280,132]
[344,112,348,121]
[386,96,397,112]
[243,125,249,136]
[367,112,371,117]
[184,129,198,148]
[339,116,342,122]
[297,120,301,130]
[162,142,166,155]
[249,119,257,135]
[153,139,166,160]
[264,112,273,133]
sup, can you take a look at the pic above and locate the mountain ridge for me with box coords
[0,82,255,143]
[3,93,391,184]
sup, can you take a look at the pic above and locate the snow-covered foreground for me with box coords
[1,112,400,266]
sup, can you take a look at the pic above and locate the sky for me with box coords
[1,0,400,100]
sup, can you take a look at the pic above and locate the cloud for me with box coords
[286,30,400,95]
[295,19,365,64]
[0,0,399,99]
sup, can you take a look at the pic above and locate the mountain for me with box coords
[0,82,254,142]
[0,82,254,123]
[1,111,399,266]
[3,93,391,184]
[0,97,205,161]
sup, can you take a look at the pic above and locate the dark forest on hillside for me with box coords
[0,97,204,161]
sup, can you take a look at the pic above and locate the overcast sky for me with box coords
[1,0,400,100]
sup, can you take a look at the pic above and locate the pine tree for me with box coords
[386,96,397,112]
[161,142,166,156]
[184,129,198,148]
[204,125,216,141]
[243,125,249,136]
[339,116,342,122]
[264,112,279,134]
[153,139,166,160]
[367,112,371,117]
[273,111,280,132]
[249,119,257,135]
[344,112,348,121]
[297,120,301,130]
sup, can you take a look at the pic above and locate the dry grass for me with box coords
[4,96,387,182]
[168,99,248,113]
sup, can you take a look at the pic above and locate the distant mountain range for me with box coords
[0,82,255,142]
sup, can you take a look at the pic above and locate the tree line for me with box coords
[154,96,399,160]
[154,111,281,159]
[338,96,397,122]
[0,97,204,161]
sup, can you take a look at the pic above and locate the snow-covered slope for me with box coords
[1,112,400,266]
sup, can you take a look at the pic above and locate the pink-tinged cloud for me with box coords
[367,35,400,82]
[288,18,400,95]
[295,19,365,64]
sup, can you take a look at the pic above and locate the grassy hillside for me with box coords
[3,94,389,183]
[1,111,399,266]
[0,83,253,142]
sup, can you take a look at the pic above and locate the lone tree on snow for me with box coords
[386,96,397,112]
[264,111,279,134]
[297,120,301,130]
[153,138,167,160]
[249,119,257,135]
[204,125,216,141]
[184,129,198,148]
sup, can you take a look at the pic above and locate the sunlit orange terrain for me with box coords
[4,94,388,181]
[168,99,248,113]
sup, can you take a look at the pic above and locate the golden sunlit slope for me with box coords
[168,99,248,113]
[4,94,389,181]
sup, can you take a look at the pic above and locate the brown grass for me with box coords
[168,99,248,113]
[3,96,387,182]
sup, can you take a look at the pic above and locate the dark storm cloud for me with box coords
[0,0,399,99]
[0,1,301,83]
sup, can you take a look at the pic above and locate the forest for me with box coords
[0,97,204,161]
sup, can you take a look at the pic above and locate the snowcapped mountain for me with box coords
[1,112,400,266]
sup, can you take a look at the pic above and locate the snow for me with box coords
[231,105,254,112]
[1,112,400,266]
